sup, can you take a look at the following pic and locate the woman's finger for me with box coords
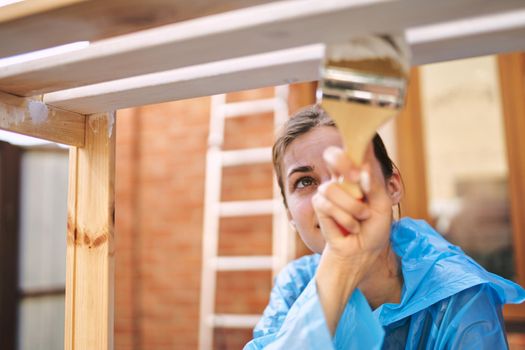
[323,146,360,182]
[317,181,370,221]
[312,191,361,237]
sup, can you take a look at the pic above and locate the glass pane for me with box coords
[420,56,515,280]
[18,150,69,290]
[18,295,65,350]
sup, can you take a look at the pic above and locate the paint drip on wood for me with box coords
[0,100,49,128]
[88,112,115,138]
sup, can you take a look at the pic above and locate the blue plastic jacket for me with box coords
[244,218,525,349]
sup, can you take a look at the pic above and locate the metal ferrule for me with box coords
[318,66,407,109]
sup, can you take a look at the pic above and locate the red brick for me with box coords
[115,84,316,349]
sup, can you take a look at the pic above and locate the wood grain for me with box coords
[395,68,430,221]
[0,0,275,58]
[65,112,116,349]
[0,91,85,146]
[498,53,525,322]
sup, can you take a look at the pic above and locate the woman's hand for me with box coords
[313,145,395,335]
[313,145,393,269]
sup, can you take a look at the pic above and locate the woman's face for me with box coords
[281,126,394,254]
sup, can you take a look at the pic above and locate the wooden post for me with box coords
[395,67,430,222]
[0,141,21,350]
[65,112,116,349]
[498,53,525,321]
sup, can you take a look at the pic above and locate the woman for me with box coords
[244,105,525,349]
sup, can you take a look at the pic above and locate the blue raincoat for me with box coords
[244,218,525,349]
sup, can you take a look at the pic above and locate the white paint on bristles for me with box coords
[326,35,411,73]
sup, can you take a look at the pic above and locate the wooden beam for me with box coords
[65,112,116,350]
[44,45,321,114]
[0,0,274,59]
[395,68,430,222]
[409,9,525,65]
[1,0,524,96]
[0,0,85,23]
[0,91,85,146]
[43,8,525,114]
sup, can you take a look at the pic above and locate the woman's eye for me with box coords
[295,176,315,189]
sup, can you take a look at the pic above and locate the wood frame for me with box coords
[0,0,274,58]
[408,8,525,65]
[0,1,523,348]
[396,56,525,321]
[43,45,322,114]
[5,7,521,114]
[65,113,116,349]
[395,68,430,221]
[1,0,524,97]
[0,141,21,350]
[0,91,85,147]
[498,53,525,322]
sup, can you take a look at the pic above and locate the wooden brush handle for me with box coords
[339,178,363,200]
[321,100,398,201]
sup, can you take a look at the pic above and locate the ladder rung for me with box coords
[213,256,273,271]
[223,98,283,118]
[221,147,272,167]
[219,199,275,217]
[213,314,261,328]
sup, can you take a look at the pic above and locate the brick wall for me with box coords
[115,84,315,349]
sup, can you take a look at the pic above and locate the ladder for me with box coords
[199,86,295,350]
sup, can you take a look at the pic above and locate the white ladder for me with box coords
[199,86,295,350]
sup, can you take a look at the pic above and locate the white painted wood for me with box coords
[219,199,275,217]
[199,87,292,348]
[44,45,322,114]
[199,94,225,350]
[272,85,294,277]
[408,9,525,65]
[0,0,273,59]
[213,256,273,271]
[44,6,525,114]
[223,98,285,118]
[221,147,272,167]
[2,0,524,96]
[212,314,261,328]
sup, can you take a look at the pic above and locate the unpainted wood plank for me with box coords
[64,142,77,350]
[2,0,524,96]
[0,0,276,59]
[395,68,430,222]
[65,112,116,350]
[0,0,85,23]
[498,53,525,323]
[0,91,85,146]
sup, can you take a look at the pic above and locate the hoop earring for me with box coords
[392,203,401,221]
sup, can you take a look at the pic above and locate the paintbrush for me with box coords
[318,35,410,198]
